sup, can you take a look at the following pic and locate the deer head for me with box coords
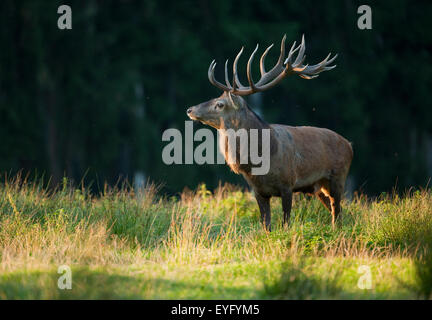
[187,34,337,129]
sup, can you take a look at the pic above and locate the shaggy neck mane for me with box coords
[220,104,270,131]
[218,104,271,175]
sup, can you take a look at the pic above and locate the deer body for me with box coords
[187,35,353,230]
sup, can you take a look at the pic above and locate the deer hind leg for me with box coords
[315,179,331,212]
[329,178,344,227]
[318,178,342,227]
[316,191,331,212]
[255,193,271,232]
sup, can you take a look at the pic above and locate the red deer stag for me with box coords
[187,35,353,231]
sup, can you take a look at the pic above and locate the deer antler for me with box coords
[208,34,337,96]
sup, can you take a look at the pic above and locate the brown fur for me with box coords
[187,92,353,230]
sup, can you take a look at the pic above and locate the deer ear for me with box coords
[228,92,240,109]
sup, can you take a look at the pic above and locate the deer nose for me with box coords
[187,108,193,114]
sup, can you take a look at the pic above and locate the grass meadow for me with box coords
[0,176,432,299]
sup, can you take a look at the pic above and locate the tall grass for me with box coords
[0,177,431,299]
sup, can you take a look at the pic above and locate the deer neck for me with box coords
[217,106,271,175]
[219,106,269,132]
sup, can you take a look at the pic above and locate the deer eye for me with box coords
[215,101,225,110]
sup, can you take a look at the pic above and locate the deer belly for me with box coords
[293,171,329,191]
[244,174,283,197]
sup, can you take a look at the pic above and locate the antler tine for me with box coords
[299,74,318,80]
[260,43,274,76]
[293,34,306,66]
[302,53,338,76]
[326,53,338,65]
[304,56,330,74]
[224,60,232,89]
[263,34,287,76]
[277,34,287,65]
[246,44,259,92]
[285,35,338,79]
[208,60,231,91]
[255,35,288,87]
[284,40,298,66]
[232,46,245,92]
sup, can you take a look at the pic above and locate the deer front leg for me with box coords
[255,193,271,231]
[281,188,293,226]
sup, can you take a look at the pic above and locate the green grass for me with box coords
[0,177,431,299]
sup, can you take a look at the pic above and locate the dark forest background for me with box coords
[0,0,431,195]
